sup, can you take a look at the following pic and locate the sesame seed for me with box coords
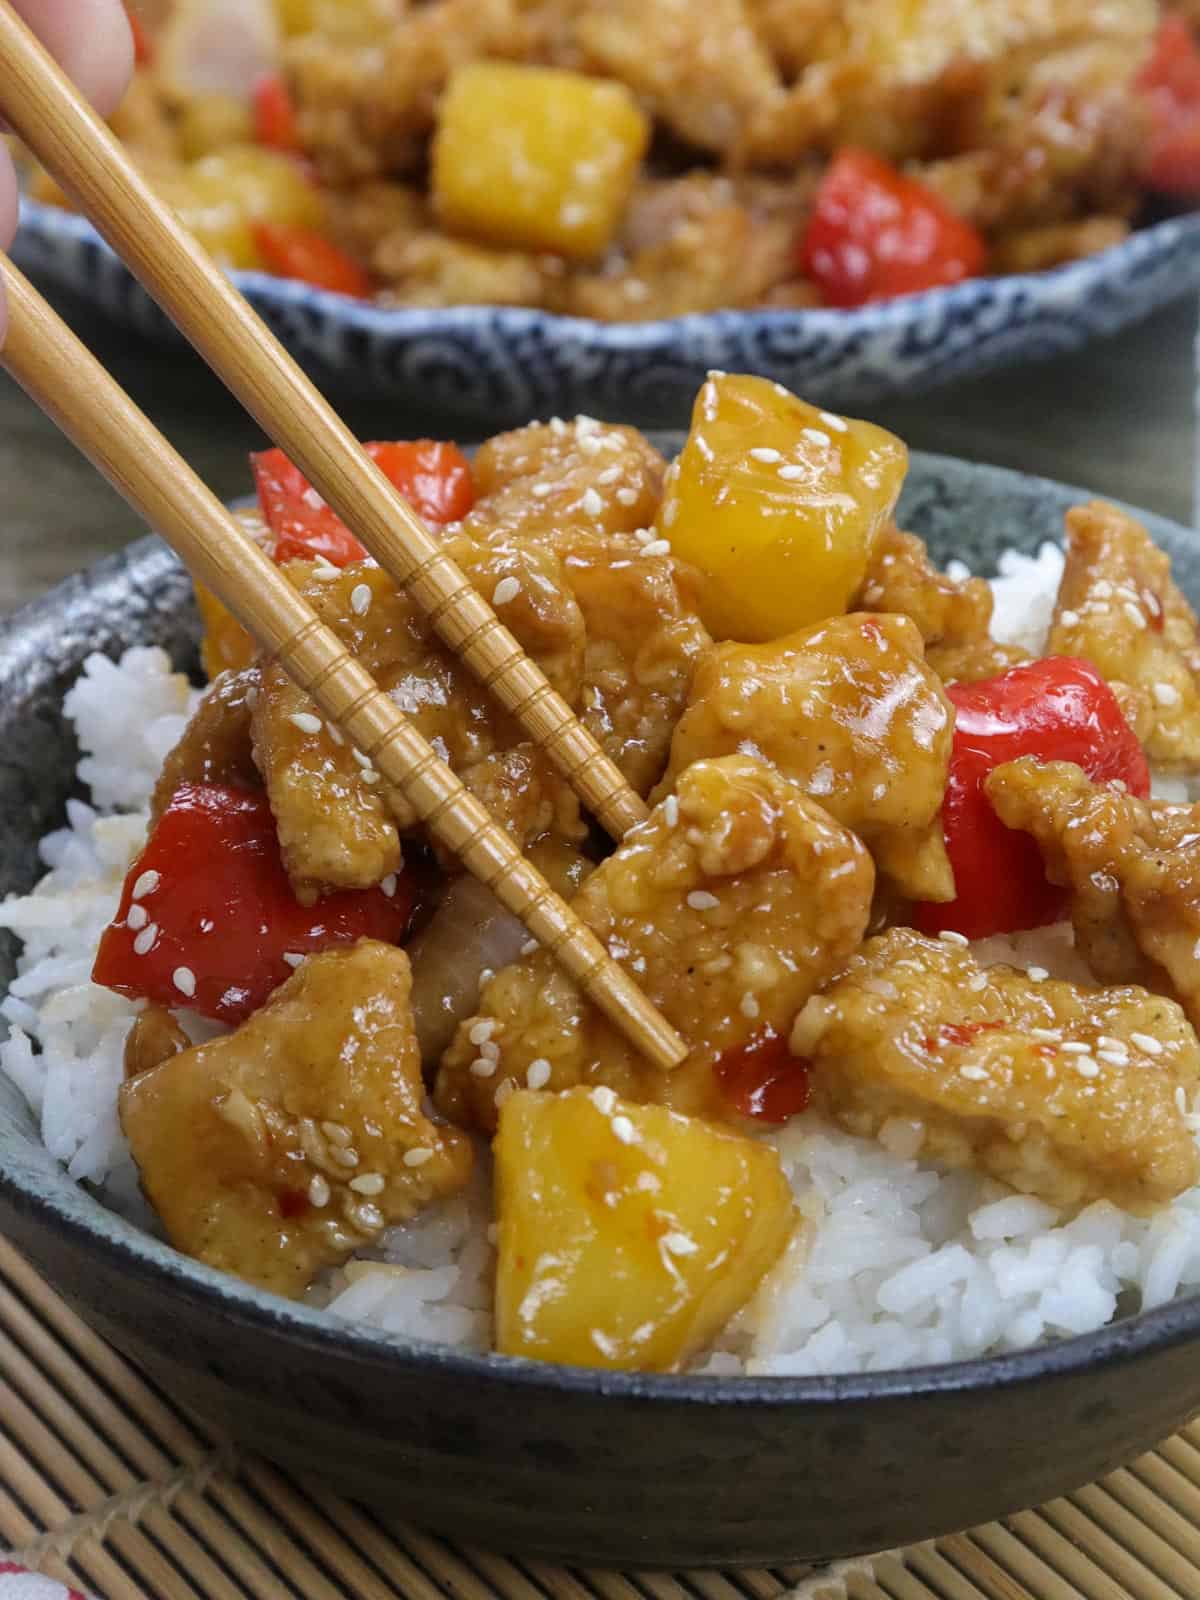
[777,464,806,481]
[322,1121,351,1145]
[662,500,679,527]
[740,993,760,1019]
[131,870,160,900]
[662,1231,697,1256]
[597,465,622,485]
[616,487,638,506]
[308,1175,330,1207]
[350,583,372,616]
[469,1019,495,1046]
[527,1059,552,1090]
[1132,1032,1164,1056]
[352,747,373,768]
[801,427,830,446]
[479,1040,500,1062]
[494,1080,516,1109]
[819,411,849,432]
[356,1203,384,1231]
[1098,1050,1129,1066]
[532,482,553,498]
[329,1147,360,1168]
[380,873,397,897]
[520,938,539,956]
[687,890,720,911]
[492,576,521,606]
[350,1172,386,1195]
[469,1058,497,1078]
[132,924,157,956]
[126,903,148,931]
[327,724,344,745]
[749,447,782,463]
[590,1086,617,1115]
[1154,683,1181,707]
[360,770,380,786]
[581,488,604,517]
[611,1114,637,1144]
[1094,580,1113,598]
[1026,966,1049,982]
[938,930,969,947]
[642,539,671,558]
[1076,1060,1100,1078]
[1061,1042,1090,1054]
[289,711,323,736]
[403,1147,434,1168]
[1058,609,1080,627]
[959,1065,988,1081]
[968,973,988,992]
[1123,602,1146,628]
[282,952,304,968]
[172,966,196,998]
[1030,1028,1060,1042]
[663,794,680,827]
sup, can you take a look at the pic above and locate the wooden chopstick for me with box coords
[0,0,649,844]
[0,257,687,1073]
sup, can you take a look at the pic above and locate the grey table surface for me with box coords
[0,284,1196,616]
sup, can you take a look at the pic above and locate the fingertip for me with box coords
[10,0,135,119]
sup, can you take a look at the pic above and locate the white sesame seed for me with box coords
[356,1203,384,1231]
[532,482,553,499]
[172,966,196,998]
[749,447,782,463]
[1026,966,1049,982]
[662,1231,697,1256]
[480,1040,500,1062]
[1031,1028,1061,1042]
[494,1080,516,1109]
[131,869,160,901]
[687,890,720,911]
[1098,1050,1130,1066]
[527,1059,552,1090]
[1123,602,1146,628]
[350,583,372,616]
[132,924,157,956]
[492,576,521,606]
[664,794,680,827]
[616,487,639,506]
[327,724,344,745]
[360,770,380,786]
[282,951,304,968]
[968,973,989,992]
[126,903,148,931]
[1076,1060,1100,1078]
[819,411,849,432]
[662,500,679,527]
[288,711,323,736]
[322,1121,351,1144]
[580,488,604,517]
[1154,682,1181,707]
[1093,581,1113,598]
[403,1147,434,1168]
[469,1019,495,1046]
[520,938,539,956]
[330,1147,360,1168]
[352,747,373,768]
[349,1172,386,1195]
[740,993,760,1019]
[1132,1032,1164,1056]
[778,464,806,481]
[590,1086,617,1115]
[1061,1042,1091,1054]
[611,1114,637,1144]
[641,539,671,558]
[1058,609,1080,628]
[597,466,622,485]
[308,1174,330,1207]
[938,930,969,947]
[380,873,397,897]
[801,427,830,446]
[959,1065,988,1081]
[469,1058,497,1078]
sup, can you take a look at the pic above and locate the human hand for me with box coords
[0,0,134,344]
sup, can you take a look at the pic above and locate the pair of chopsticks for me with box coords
[0,1,685,1071]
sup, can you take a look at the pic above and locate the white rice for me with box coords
[5,551,1200,1373]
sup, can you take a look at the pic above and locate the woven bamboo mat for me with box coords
[3,1233,1200,1600]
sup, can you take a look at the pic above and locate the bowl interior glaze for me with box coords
[1,450,1200,1567]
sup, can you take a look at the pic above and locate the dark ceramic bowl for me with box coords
[2,451,1200,1570]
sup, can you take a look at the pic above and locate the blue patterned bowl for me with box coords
[14,200,1200,429]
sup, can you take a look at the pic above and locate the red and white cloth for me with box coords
[0,1564,93,1599]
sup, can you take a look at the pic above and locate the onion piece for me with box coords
[408,876,527,1067]
[156,0,281,101]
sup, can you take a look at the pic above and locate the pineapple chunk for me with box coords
[658,374,908,642]
[432,63,650,260]
[494,1088,796,1371]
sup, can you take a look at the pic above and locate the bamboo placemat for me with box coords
[3,1231,1200,1600]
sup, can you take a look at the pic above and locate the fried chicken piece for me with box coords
[746,0,838,74]
[465,420,708,794]
[657,613,955,902]
[452,743,588,875]
[373,232,555,310]
[794,926,1200,1213]
[150,666,261,825]
[1048,501,1200,770]
[574,0,782,157]
[437,755,874,1132]
[121,942,473,1298]
[252,551,585,899]
[988,216,1130,273]
[987,758,1200,1029]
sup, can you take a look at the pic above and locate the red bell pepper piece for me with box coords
[800,148,987,308]
[715,1028,812,1124]
[915,658,1150,941]
[251,439,476,566]
[251,222,372,298]
[252,73,300,153]
[1137,15,1200,196]
[92,784,415,1024]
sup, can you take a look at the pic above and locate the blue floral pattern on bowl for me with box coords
[14,200,1200,428]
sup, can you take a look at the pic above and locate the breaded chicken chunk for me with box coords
[1048,501,1200,770]
[121,942,474,1297]
[794,927,1200,1213]
[987,757,1200,1029]
[437,755,874,1132]
[657,613,955,901]
[150,665,261,824]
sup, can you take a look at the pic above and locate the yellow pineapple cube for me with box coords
[494,1088,796,1371]
[432,63,650,260]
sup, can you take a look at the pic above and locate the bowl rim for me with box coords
[3,447,1200,1407]
[16,199,1200,342]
